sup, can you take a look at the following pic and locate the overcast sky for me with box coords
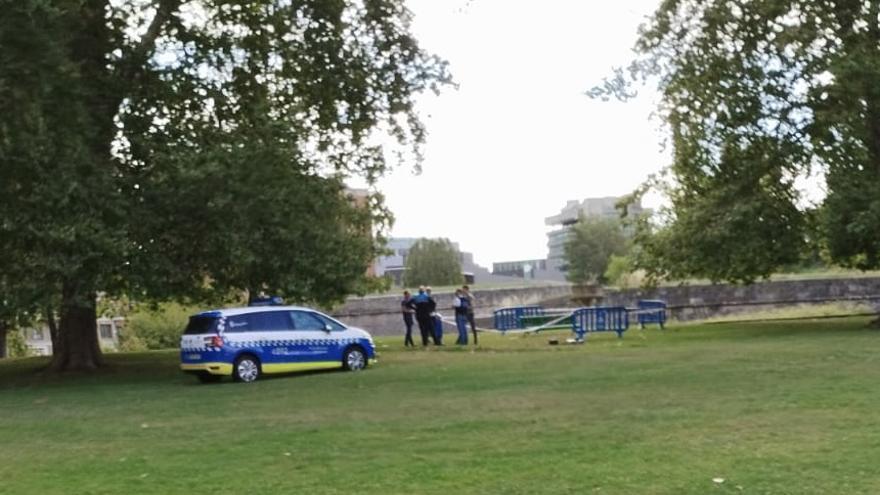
[377,0,667,267]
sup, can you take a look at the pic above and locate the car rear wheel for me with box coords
[343,346,367,371]
[233,355,261,383]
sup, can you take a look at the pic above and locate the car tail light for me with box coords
[204,335,223,348]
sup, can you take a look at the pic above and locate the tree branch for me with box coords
[119,0,182,86]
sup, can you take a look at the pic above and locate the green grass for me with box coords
[2,318,879,494]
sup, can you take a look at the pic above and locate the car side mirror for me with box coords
[324,324,333,332]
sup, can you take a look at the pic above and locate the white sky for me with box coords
[378,0,668,267]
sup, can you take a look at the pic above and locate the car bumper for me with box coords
[180,362,233,375]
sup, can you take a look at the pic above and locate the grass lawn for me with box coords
[1,317,879,494]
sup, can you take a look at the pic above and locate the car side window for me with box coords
[289,311,326,331]
[258,311,294,331]
[226,314,251,332]
[227,312,292,332]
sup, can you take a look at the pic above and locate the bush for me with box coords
[117,332,148,352]
[122,303,196,350]
[6,329,31,358]
[604,254,635,288]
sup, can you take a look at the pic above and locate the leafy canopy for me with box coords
[594,0,880,283]
[403,238,463,287]
[0,0,450,312]
[563,217,630,285]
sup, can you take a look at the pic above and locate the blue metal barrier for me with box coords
[571,306,629,340]
[493,306,545,333]
[637,300,667,329]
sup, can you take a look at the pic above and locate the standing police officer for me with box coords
[412,286,434,346]
[401,290,416,347]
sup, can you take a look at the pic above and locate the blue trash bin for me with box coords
[433,314,444,344]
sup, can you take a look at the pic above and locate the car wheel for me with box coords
[196,372,222,384]
[343,346,367,371]
[233,355,261,383]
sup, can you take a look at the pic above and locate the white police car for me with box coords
[179,303,376,383]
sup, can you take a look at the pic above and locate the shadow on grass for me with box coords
[2,316,874,390]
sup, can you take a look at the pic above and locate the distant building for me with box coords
[345,188,376,277]
[493,259,548,278]
[545,196,644,271]
[21,317,124,356]
[372,237,422,278]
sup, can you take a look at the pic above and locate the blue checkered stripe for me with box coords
[181,338,366,353]
[225,338,361,348]
[181,344,222,352]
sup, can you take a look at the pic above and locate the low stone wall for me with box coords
[331,278,880,335]
[605,278,880,321]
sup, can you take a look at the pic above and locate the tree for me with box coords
[403,238,463,287]
[0,0,450,371]
[604,254,637,288]
[593,1,880,291]
[563,217,630,285]
[0,321,6,359]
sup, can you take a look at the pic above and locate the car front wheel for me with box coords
[343,347,367,371]
[233,355,261,383]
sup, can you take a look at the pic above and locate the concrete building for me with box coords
[345,187,377,277]
[545,196,644,271]
[491,258,567,282]
[493,259,548,278]
[21,317,125,356]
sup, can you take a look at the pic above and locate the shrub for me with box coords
[123,303,196,350]
[6,329,31,358]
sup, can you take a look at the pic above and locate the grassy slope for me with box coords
[1,318,878,495]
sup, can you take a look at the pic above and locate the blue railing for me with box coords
[494,301,666,339]
[637,299,667,329]
[570,306,629,340]
[493,306,545,332]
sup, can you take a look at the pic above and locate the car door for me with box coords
[289,310,342,369]
[225,311,293,373]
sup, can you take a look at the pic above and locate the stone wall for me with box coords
[331,278,880,335]
[605,278,880,321]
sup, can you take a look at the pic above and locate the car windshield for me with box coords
[183,315,219,335]
[313,313,346,331]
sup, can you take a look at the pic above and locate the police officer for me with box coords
[463,285,478,344]
[412,286,434,346]
[401,290,416,347]
[426,286,442,345]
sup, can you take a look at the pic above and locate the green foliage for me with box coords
[403,238,463,287]
[116,331,148,353]
[595,0,880,284]
[121,303,197,351]
[0,0,449,368]
[564,217,630,284]
[5,329,30,358]
[604,254,634,288]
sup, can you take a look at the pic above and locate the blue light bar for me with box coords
[249,296,285,307]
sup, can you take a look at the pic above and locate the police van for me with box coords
[179,303,376,383]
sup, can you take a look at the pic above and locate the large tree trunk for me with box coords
[0,321,7,359]
[49,282,103,371]
[45,304,59,354]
